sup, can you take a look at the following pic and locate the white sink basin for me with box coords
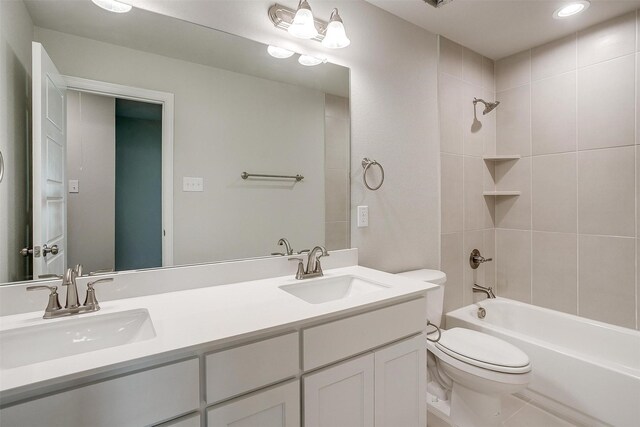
[0,309,156,369]
[279,275,389,304]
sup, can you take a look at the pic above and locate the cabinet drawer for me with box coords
[207,380,300,427]
[206,332,299,404]
[302,298,425,370]
[0,358,200,427]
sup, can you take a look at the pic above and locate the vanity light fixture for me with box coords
[322,9,350,49]
[553,1,590,19]
[288,0,318,39]
[91,0,132,13]
[267,45,295,58]
[298,54,327,66]
[268,2,351,48]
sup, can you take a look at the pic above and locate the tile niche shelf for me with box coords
[483,191,521,196]
[483,155,521,196]
[482,155,521,161]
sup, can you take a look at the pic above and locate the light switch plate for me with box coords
[69,180,79,193]
[357,206,369,227]
[183,177,204,192]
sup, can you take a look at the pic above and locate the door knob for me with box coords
[19,247,41,257]
[42,244,59,257]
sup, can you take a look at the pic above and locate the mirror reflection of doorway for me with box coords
[66,91,162,272]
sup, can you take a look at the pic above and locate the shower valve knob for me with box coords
[470,249,492,269]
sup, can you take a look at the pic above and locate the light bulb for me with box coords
[288,0,318,39]
[267,45,295,59]
[91,0,132,13]
[298,55,326,67]
[322,9,350,49]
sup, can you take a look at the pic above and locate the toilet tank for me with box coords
[396,269,446,328]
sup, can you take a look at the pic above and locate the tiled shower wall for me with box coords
[494,11,640,329]
[439,37,497,317]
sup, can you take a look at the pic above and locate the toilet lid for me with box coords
[397,269,447,285]
[435,328,530,373]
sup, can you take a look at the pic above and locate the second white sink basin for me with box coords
[0,309,156,369]
[279,275,389,304]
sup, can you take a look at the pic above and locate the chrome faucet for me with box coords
[473,283,496,299]
[289,245,329,279]
[27,265,114,319]
[278,238,294,256]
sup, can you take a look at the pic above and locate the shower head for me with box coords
[473,98,500,115]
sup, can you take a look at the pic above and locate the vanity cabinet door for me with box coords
[374,335,426,427]
[303,353,374,427]
[207,380,300,427]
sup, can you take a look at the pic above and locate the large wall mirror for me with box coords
[0,0,350,285]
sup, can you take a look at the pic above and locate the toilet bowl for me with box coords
[397,269,531,427]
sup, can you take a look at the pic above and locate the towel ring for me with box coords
[362,158,384,191]
[426,321,441,343]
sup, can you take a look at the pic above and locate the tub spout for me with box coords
[473,283,496,299]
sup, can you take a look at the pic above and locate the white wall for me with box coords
[0,0,33,282]
[66,90,116,272]
[35,27,326,264]
[124,0,441,272]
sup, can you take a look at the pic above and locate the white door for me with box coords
[374,335,427,427]
[207,381,300,427]
[303,353,374,427]
[32,42,67,277]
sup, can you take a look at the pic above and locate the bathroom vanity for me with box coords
[0,258,435,427]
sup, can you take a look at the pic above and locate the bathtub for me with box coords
[446,298,640,427]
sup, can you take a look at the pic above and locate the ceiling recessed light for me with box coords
[553,1,590,19]
[91,0,133,13]
[267,45,295,59]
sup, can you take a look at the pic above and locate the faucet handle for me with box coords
[84,278,114,309]
[288,257,305,280]
[27,285,62,316]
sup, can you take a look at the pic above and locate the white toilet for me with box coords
[397,269,532,427]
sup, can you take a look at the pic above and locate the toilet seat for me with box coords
[431,328,531,374]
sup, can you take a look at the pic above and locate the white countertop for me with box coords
[0,266,436,403]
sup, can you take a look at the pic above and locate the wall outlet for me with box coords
[357,206,369,227]
[69,180,79,193]
[183,177,204,192]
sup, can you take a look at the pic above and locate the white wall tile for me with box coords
[440,37,463,78]
[496,50,531,92]
[482,57,495,92]
[463,229,485,305]
[439,73,464,154]
[577,55,635,151]
[532,72,576,155]
[496,229,532,302]
[578,146,635,237]
[441,154,463,233]
[463,83,486,157]
[578,235,636,328]
[578,11,636,68]
[463,156,485,231]
[441,232,464,315]
[482,90,497,156]
[463,47,483,87]
[495,157,532,230]
[532,153,577,233]
[532,231,577,314]
[497,85,531,156]
[531,34,577,81]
